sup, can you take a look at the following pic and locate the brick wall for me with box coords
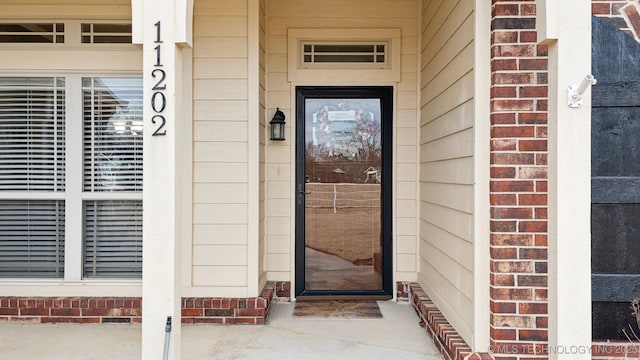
[0,281,290,325]
[490,1,549,359]
[410,283,494,360]
[488,2,640,359]
[0,297,142,324]
[181,282,275,325]
[397,281,411,303]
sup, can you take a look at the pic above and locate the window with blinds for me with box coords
[83,77,142,192]
[0,77,65,279]
[0,77,65,191]
[0,22,143,280]
[82,77,142,279]
[83,200,141,278]
[0,75,143,279]
[0,201,65,277]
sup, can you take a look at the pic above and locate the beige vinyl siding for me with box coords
[265,0,420,282]
[419,0,475,345]
[0,0,130,19]
[192,0,251,294]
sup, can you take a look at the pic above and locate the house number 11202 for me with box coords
[151,20,167,136]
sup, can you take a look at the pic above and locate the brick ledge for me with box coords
[408,282,494,360]
[0,281,291,325]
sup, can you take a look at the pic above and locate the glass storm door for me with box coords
[295,87,393,298]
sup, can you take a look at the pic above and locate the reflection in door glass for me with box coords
[303,98,383,291]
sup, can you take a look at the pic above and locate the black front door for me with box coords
[295,86,393,298]
[591,16,640,339]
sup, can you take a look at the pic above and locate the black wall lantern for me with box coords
[269,108,286,141]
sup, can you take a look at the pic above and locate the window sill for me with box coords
[0,279,142,297]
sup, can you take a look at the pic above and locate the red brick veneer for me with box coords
[410,282,640,360]
[273,281,291,302]
[0,297,142,324]
[490,1,549,358]
[0,281,291,325]
[490,2,640,359]
[410,283,494,360]
[396,281,410,302]
[181,281,279,325]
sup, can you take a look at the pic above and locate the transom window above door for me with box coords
[288,28,401,82]
[301,42,388,67]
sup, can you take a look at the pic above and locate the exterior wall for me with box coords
[0,0,131,19]
[418,0,476,346]
[0,4,602,360]
[263,0,420,285]
[190,0,253,296]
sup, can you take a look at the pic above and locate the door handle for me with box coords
[298,184,311,195]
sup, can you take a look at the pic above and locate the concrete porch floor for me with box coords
[0,301,443,359]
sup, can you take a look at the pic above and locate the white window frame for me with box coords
[0,19,142,291]
[299,41,390,69]
[287,28,401,83]
[0,73,143,282]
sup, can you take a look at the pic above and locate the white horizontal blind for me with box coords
[0,76,65,279]
[0,77,65,191]
[83,200,141,278]
[82,77,142,192]
[0,200,64,277]
[82,77,142,278]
